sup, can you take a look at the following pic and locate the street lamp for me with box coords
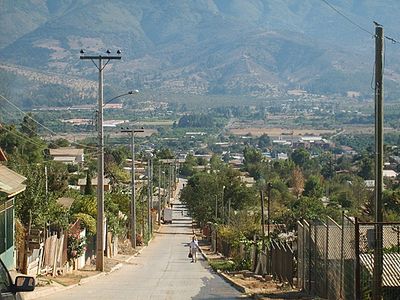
[103,90,139,107]
[121,127,144,249]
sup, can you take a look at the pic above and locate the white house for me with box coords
[49,147,84,164]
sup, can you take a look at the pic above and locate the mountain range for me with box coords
[1,0,400,107]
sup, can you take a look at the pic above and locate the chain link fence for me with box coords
[298,214,354,299]
[298,216,400,300]
[356,221,400,300]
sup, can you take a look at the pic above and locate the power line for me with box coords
[320,0,400,45]
[319,0,374,36]
[0,124,44,149]
[0,94,97,150]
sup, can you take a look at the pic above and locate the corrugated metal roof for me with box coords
[53,156,77,162]
[0,165,26,197]
[77,177,110,186]
[57,197,75,209]
[360,253,400,287]
[49,147,84,156]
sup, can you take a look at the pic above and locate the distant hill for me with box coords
[1,0,400,107]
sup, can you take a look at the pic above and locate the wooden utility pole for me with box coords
[80,52,121,271]
[158,164,161,226]
[121,128,143,248]
[260,190,265,251]
[373,24,384,300]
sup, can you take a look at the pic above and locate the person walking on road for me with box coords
[189,236,199,263]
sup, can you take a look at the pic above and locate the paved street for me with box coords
[39,182,244,300]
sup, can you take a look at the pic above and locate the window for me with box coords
[0,210,5,253]
[0,259,11,293]
[6,208,13,250]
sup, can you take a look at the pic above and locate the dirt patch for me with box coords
[228,127,335,137]
[48,269,100,286]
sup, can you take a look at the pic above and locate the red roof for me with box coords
[0,148,7,162]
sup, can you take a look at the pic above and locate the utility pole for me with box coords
[168,164,172,204]
[228,194,231,224]
[80,51,121,272]
[121,128,144,248]
[147,156,152,241]
[162,165,166,208]
[260,189,265,251]
[373,24,384,300]
[158,164,161,226]
[150,158,153,234]
[267,182,272,239]
[44,165,48,197]
[221,186,225,224]
[215,195,218,221]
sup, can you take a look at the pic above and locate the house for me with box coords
[77,177,111,193]
[239,175,255,187]
[0,164,26,269]
[383,169,398,178]
[49,147,84,165]
[293,136,332,150]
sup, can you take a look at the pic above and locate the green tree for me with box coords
[303,175,324,198]
[180,154,197,177]
[291,148,310,168]
[156,148,174,159]
[20,113,38,138]
[291,166,304,199]
[357,156,374,179]
[84,170,94,195]
[243,147,263,179]
[258,134,271,149]
[47,161,69,195]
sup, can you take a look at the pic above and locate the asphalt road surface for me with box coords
[40,182,244,299]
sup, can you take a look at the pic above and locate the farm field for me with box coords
[228,127,336,137]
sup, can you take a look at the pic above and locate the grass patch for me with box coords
[209,259,236,272]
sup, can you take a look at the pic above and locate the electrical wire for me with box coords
[320,0,400,45]
[0,93,97,150]
[319,0,374,36]
[0,124,44,149]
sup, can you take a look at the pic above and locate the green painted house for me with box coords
[0,164,26,269]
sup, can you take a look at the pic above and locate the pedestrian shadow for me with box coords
[191,276,247,300]
[156,231,193,235]
[167,225,192,228]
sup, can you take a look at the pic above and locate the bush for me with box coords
[67,230,86,261]
[209,259,236,272]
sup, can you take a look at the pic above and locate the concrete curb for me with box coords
[217,271,250,294]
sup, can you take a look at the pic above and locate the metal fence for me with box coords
[297,215,354,299]
[265,240,295,285]
[356,220,400,300]
[298,216,400,300]
[206,223,295,285]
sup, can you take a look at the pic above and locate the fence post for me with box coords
[308,222,312,293]
[325,220,329,298]
[252,234,258,272]
[340,212,345,299]
[355,217,361,300]
[302,222,306,291]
